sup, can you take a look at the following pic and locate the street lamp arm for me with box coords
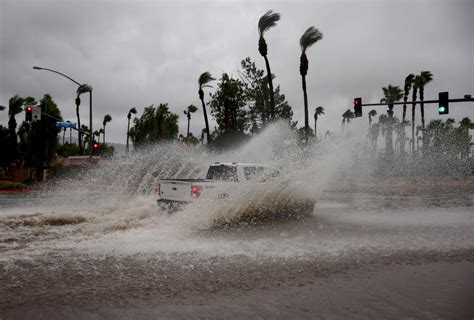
[33,66,82,86]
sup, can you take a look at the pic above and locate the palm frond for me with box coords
[315,106,325,115]
[258,10,280,36]
[129,107,137,115]
[299,26,323,52]
[77,84,93,96]
[187,104,198,113]
[420,70,433,85]
[103,114,112,125]
[198,72,216,89]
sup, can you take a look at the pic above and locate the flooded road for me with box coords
[1,188,473,319]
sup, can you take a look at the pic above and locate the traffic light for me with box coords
[354,97,362,117]
[93,142,100,155]
[25,105,33,121]
[438,92,449,115]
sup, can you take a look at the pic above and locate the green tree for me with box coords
[102,114,112,144]
[6,95,25,164]
[27,94,63,171]
[313,106,324,139]
[209,73,249,149]
[258,9,280,120]
[299,26,323,144]
[198,72,215,144]
[129,103,179,147]
[126,107,137,155]
[239,57,293,133]
[209,73,248,134]
[183,104,198,138]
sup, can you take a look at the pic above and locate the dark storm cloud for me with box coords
[1,0,472,144]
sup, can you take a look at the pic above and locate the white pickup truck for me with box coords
[156,162,273,210]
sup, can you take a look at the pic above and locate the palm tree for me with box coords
[76,84,92,153]
[313,106,324,139]
[299,26,323,144]
[183,104,198,138]
[126,107,137,155]
[418,71,433,130]
[102,114,112,144]
[381,85,403,155]
[411,75,422,154]
[0,105,5,111]
[198,72,215,144]
[94,130,100,144]
[258,10,280,120]
[402,74,415,123]
[342,109,354,134]
[368,109,377,128]
[381,84,403,117]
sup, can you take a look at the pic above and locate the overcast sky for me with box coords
[1,0,473,144]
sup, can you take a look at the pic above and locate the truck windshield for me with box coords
[206,165,238,181]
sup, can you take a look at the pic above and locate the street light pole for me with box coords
[33,66,94,160]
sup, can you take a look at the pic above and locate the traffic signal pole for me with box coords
[359,97,473,107]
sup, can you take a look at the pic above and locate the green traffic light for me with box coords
[439,106,446,113]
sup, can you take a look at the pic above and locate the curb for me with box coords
[0,188,30,193]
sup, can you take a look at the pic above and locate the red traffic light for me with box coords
[354,98,359,105]
[93,143,99,149]
[26,105,33,111]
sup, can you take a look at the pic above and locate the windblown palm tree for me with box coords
[183,104,198,138]
[258,10,280,120]
[418,71,433,130]
[402,74,415,123]
[76,84,92,152]
[342,109,354,134]
[126,107,137,155]
[381,84,403,117]
[313,106,324,139]
[299,26,323,144]
[411,75,422,154]
[198,72,215,144]
[102,114,112,144]
[381,85,403,155]
[368,109,377,128]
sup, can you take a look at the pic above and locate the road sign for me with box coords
[32,106,41,121]
[56,121,77,128]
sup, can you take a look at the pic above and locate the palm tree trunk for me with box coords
[76,106,82,153]
[402,96,407,123]
[411,89,417,155]
[200,97,210,144]
[126,118,130,155]
[302,75,309,144]
[314,114,317,139]
[263,55,275,120]
[187,114,190,138]
[103,124,105,144]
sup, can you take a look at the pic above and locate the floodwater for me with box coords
[1,125,473,319]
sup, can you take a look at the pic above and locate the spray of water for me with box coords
[0,122,472,261]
